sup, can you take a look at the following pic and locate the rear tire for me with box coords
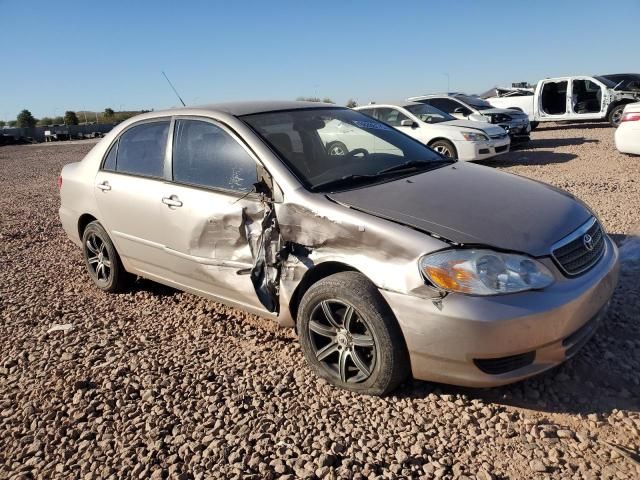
[82,221,129,293]
[608,104,626,127]
[429,139,458,159]
[326,141,348,156]
[297,272,409,396]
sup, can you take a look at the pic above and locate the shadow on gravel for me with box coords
[526,137,599,149]
[485,150,577,167]
[131,278,180,297]
[394,233,640,417]
[537,122,612,131]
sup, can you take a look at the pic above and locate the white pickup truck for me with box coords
[485,75,640,128]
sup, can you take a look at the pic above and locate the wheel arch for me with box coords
[288,261,359,325]
[77,213,98,240]
[607,98,635,114]
[427,137,457,155]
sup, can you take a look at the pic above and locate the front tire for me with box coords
[429,139,458,159]
[297,272,409,395]
[608,104,626,127]
[82,221,128,293]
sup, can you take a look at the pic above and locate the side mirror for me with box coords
[453,107,468,115]
[400,119,417,127]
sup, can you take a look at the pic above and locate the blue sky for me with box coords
[1,0,638,120]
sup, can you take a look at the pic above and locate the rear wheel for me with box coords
[608,104,626,127]
[429,139,458,159]
[326,141,348,156]
[82,221,128,293]
[297,272,409,395]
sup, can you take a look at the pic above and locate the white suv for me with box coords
[351,103,510,161]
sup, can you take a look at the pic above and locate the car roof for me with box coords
[356,102,423,109]
[154,101,345,118]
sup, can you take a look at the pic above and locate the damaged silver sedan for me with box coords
[59,101,620,395]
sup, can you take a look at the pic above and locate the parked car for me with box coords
[348,102,510,161]
[601,73,640,92]
[485,75,640,127]
[615,102,640,155]
[406,93,531,143]
[59,101,619,395]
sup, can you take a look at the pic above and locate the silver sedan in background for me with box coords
[59,101,619,395]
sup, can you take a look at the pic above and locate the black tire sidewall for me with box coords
[82,221,123,292]
[430,139,458,159]
[608,105,625,127]
[327,141,348,156]
[297,272,408,395]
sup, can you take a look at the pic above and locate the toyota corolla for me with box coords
[58,101,619,395]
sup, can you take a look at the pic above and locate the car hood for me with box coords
[328,162,592,257]
[477,107,527,117]
[440,119,506,136]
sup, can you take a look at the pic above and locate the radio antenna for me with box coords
[161,71,186,106]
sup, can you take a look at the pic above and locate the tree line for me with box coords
[1,99,360,129]
[0,108,151,129]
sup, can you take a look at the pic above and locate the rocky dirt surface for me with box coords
[1,124,639,479]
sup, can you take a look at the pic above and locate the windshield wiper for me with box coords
[376,159,452,176]
[310,174,379,192]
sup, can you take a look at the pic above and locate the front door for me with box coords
[94,119,173,278]
[158,117,274,312]
[538,79,570,120]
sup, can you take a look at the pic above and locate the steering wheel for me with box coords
[346,148,369,158]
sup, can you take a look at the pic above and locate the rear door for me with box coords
[568,77,607,120]
[94,119,173,277]
[158,117,274,312]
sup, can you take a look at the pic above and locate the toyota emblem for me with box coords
[583,233,594,251]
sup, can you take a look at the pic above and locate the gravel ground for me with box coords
[1,124,639,480]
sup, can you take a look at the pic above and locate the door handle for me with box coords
[96,181,111,191]
[162,195,183,208]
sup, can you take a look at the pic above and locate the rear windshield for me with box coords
[241,108,446,191]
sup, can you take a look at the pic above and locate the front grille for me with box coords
[495,145,509,153]
[551,218,605,276]
[474,351,536,375]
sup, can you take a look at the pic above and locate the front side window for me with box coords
[242,108,448,192]
[116,121,169,178]
[374,108,409,126]
[172,119,257,192]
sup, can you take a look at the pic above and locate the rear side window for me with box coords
[172,119,257,192]
[116,121,169,178]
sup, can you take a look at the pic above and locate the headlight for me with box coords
[419,249,554,295]
[460,131,489,142]
[490,114,511,123]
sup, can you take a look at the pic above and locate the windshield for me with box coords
[454,94,493,110]
[404,104,455,123]
[241,108,448,192]
[594,76,617,88]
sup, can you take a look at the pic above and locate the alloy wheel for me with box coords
[328,144,347,156]
[434,145,452,157]
[308,300,376,383]
[85,232,112,283]
[611,108,623,126]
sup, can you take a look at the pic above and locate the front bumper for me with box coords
[455,137,511,161]
[499,119,531,143]
[380,236,620,387]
